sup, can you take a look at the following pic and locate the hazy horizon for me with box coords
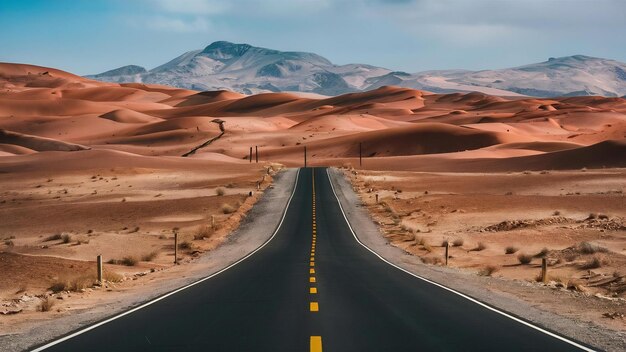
[1,0,626,75]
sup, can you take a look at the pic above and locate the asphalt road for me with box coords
[35,168,590,351]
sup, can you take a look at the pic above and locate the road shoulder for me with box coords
[1,168,299,352]
[327,167,625,352]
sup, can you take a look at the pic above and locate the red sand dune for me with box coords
[0,62,624,172]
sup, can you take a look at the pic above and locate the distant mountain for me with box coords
[87,41,626,97]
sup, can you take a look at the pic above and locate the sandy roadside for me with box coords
[328,167,626,352]
[0,169,298,352]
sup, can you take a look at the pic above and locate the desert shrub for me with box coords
[38,297,55,312]
[422,257,443,265]
[215,187,226,196]
[194,225,213,240]
[221,203,236,214]
[44,233,63,242]
[108,256,137,266]
[534,247,549,258]
[61,234,72,244]
[505,246,519,254]
[578,242,607,254]
[178,241,193,250]
[415,236,425,246]
[141,251,158,262]
[478,265,499,277]
[422,243,433,253]
[68,276,96,291]
[517,253,532,265]
[103,271,124,283]
[580,257,601,270]
[225,183,235,188]
[553,210,561,216]
[441,239,449,247]
[49,282,67,293]
[158,234,167,240]
[471,242,487,251]
[4,240,14,247]
[452,238,464,247]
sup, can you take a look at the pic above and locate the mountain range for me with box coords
[87,41,626,97]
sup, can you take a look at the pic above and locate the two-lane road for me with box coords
[34,168,590,351]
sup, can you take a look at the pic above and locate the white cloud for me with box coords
[143,16,212,33]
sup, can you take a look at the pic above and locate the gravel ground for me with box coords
[327,167,625,352]
[0,169,299,352]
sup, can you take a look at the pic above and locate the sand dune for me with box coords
[0,62,624,172]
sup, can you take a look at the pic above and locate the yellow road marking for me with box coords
[310,336,322,352]
[310,302,319,311]
[310,268,315,274]
[310,257,315,261]
[310,287,317,294]
[309,277,316,283]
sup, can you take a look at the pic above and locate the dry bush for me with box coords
[580,257,601,270]
[564,253,578,262]
[415,236,425,246]
[38,297,55,312]
[517,253,533,265]
[44,233,63,242]
[4,239,14,247]
[221,203,236,214]
[471,242,487,251]
[179,241,193,250]
[553,210,561,216]
[441,239,449,247]
[225,183,235,188]
[578,242,608,254]
[452,238,464,247]
[194,225,214,240]
[505,246,519,254]
[141,251,159,262]
[422,243,433,253]
[104,271,124,283]
[215,187,226,196]
[534,247,549,258]
[108,256,137,266]
[50,276,96,293]
[158,234,167,240]
[61,234,72,244]
[478,265,499,277]
[49,282,67,293]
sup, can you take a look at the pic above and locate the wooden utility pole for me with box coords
[97,255,103,284]
[255,146,258,163]
[249,147,252,163]
[359,142,362,167]
[174,232,179,265]
[304,146,307,168]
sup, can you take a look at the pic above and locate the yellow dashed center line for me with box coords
[310,277,316,283]
[310,302,319,312]
[310,336,322,352]
[310,287,317,294]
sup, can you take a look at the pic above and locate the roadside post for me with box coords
[174,231,179,265]
[249,147,252,163]
[255,146,259,163]
[445,242,450,266]
[97,255,103,284]
[541,258,548,283]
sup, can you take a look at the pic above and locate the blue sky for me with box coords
[1,0,625,75]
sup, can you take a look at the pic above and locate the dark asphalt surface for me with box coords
[37,168,589,351]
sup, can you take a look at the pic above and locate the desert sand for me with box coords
[0,62,624,337]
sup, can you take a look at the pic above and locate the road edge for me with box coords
[4,168,300,352]
[327,167,626,352]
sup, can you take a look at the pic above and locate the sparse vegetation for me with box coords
[580,256,601,270]
[108,256,138,266]
[441,239,449,247]
[194,225,214,240]
[505,246,519,254]
[452,238,464,247]
[225,183,235,188]
[517,253,533,265]
[38,297,55,312]
[178,241,193,250]
[141,251,159,262]
[478,265,499,276]
[4,239,14,246]
[61,233,72,244]
[215,187,226,196]
[422,243,433,253]
[578,241,607,254]
[221,203,236,214]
